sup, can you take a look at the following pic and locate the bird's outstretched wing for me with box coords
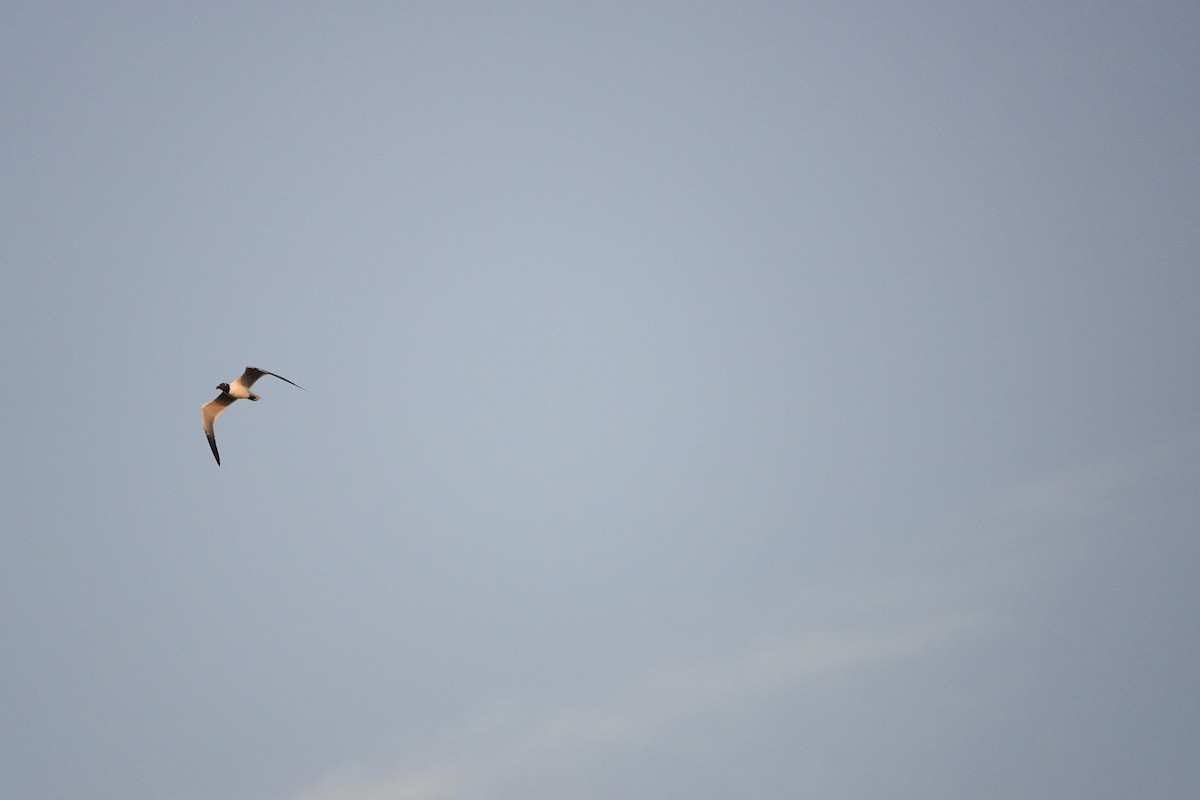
[201,393,236,465]
[233,366,306,392]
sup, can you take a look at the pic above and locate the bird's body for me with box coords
[201,366,304,465]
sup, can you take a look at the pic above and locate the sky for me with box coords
[2,2,1199,798]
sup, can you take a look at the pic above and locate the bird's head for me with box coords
[216,382,231,393]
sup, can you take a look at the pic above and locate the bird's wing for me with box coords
[201,394,236,465]
[235,366,306,392]
[230,366,265,393]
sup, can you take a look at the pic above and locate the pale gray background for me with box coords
[2,3,1198,799]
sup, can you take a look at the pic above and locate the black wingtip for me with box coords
[258,367,306,391]
[207,434,221,466]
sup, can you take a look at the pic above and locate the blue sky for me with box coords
[2,3,1198,799]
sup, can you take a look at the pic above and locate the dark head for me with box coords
[216,382,231,393]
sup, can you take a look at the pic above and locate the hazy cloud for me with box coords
[287,613,976,800]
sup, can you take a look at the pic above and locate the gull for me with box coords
[201,366,305,465]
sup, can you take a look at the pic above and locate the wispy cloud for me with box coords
[983,450,1159,534]
[286,445,1175,800]
[285,613,976,800]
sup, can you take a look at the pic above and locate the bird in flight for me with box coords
[201,366,305,465]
